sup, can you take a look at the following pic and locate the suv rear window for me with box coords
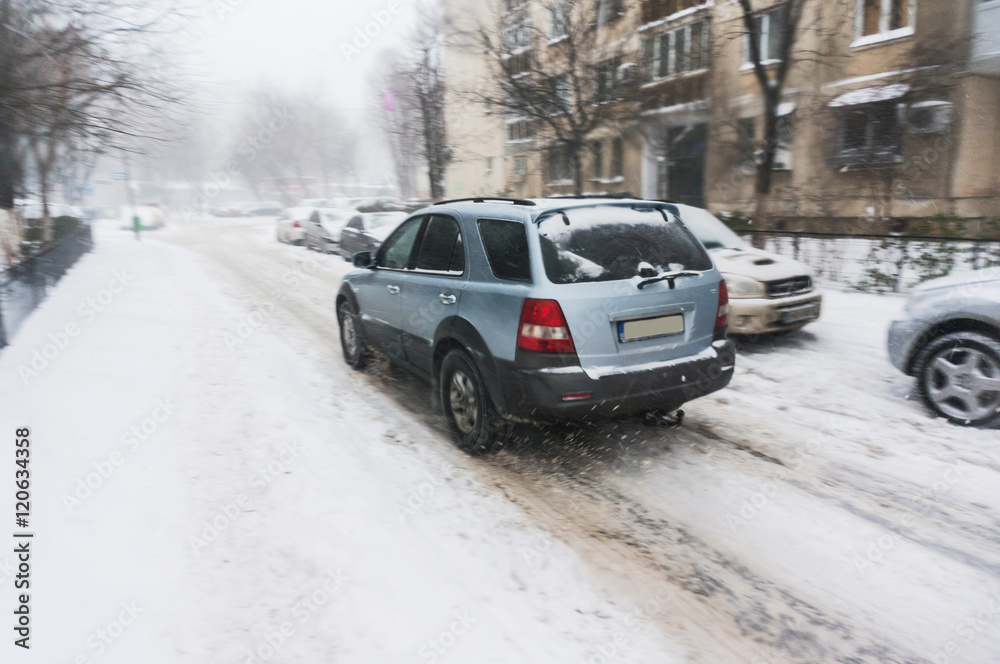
[477,219,531,282]
[537,207,712,284]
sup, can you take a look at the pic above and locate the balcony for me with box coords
[640,71,708,112]
[971,0,1000,75]
[641,0,707,27]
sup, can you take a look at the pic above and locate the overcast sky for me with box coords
[191,0,421,111]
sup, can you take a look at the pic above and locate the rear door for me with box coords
[533,206,720,371]
[396,214,467,374]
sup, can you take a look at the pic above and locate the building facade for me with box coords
[442,0,1000,229]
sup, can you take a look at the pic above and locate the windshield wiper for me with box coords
[636,270,701,290]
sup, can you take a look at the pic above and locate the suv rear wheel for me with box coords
[439,349,506,455]
[915,331,1000,427]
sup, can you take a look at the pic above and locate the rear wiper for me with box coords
[636,270,701,290]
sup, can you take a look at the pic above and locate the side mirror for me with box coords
[353,251,375,269]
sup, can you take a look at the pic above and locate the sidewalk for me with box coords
[0,221,677,664]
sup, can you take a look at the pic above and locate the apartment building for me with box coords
[442,0,1000,227]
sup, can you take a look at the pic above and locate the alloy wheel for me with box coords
[449,370,478,434]
[926,347,1000,422]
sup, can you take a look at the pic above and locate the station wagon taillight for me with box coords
[517,299,575,354]
[715,280,730,331]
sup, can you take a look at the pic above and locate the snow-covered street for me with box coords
[2,217,999,664]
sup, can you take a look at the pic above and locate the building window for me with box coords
[553,75,572,111]
[832,102,905,166]
[594,57,621,102]
[549,148,573,182]
[857,0,914,39]
[600,0,625,25]
[506,116,534,142]
[549,3,568,39]
[611,138,624,178]
[744,4,790,64]
[504,10,532,51]
[513,156,527,176]
[592,141,603,179]
[643,19,710,81]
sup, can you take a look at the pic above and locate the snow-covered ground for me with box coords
[1,216,998,664]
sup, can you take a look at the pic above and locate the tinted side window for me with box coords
[477,219,532,282]
[378,216,423,269]
[415,215,464,274]
[346,216,363,230]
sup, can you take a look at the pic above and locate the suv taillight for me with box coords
[517,299,575,353]
[715,280,729,332]
[292,220,301,228]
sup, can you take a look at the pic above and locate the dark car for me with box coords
[339,212,408,261]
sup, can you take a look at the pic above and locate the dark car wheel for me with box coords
[439,349,506,455]
[915,331,1000,427]
[338,298,368,370]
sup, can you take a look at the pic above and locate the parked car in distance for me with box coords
[354,196,410,213]
[298,198,328,208]
[888,267,1000,427]
[339,211,408,260]
[675,205,821,335]
[243,201,283,216]
[277,207,317,245]
[304,208,357,253]
[336,197,735,454]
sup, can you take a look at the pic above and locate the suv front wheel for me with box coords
[915,331,1000,427]
[338,297,368,370]
[439,349,506,455]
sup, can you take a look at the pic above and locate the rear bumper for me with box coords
[728,292,822,335]
[496,340,735,419]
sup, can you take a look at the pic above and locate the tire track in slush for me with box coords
[169,222,952,664]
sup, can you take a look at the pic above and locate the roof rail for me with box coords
[433,197,537,207]
[547,192,639,200]
[532,199,681,224]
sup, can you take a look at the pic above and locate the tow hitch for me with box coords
[643,409,685,428]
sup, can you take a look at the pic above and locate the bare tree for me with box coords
[736,0,807,227]
[463,0,640,196]
[371,6,452,200]
[0,0,189,239]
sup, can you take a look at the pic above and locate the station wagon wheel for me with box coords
[439,349,506,455]
[916,332,1000,427]
[337,298,368,370]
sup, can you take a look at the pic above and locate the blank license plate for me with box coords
[781,303,819,324]
[618,314,684,342]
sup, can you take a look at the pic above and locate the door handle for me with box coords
[387,285,400,295]
[439,293,457,305]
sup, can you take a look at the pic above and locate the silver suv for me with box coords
[336,197,736,453]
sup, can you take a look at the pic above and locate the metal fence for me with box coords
[0,224,94,347]
[740,230,1000,293]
